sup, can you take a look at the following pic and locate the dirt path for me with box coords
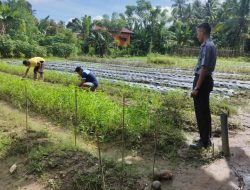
[0,100,250,190]
[162,105,250,190]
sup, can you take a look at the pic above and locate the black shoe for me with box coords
[190,140,212,149]
[203,140,212,149]
[190,140,204,149]
[193,139,201,143]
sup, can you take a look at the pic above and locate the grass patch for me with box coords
[147,53,176,65]
[0,134,11,154]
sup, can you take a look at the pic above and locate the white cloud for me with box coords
[93,15,103,21]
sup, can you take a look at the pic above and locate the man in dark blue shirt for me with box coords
[190,23,217,149]
[75,66,99,92]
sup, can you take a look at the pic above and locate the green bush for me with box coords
[48,43,75,58]
[0,35,15,58]
[14,41,47,58]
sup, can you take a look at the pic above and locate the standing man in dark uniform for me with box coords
[190,23,217,149]
[75,66,99,92]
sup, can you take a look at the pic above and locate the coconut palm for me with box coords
[171,0,188,21]
[215,0,250,48]
[0,2,18,34]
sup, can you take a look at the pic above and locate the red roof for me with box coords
[121,28,133,34]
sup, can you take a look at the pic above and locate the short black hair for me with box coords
[75,66,82,73]
[197,23,211,35]
[23,60,28,65]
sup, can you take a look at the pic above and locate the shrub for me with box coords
[49,43,76,58]
[14,41,47,58]
[0,35,15,58]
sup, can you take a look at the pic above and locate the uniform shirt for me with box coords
[195,38,217,76]
[28,57,45,67]
[81,69,98,86]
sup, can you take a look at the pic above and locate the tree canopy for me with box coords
[0,0,249,58]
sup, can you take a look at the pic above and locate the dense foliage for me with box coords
[0,0,249,58]
[0,0,79,58]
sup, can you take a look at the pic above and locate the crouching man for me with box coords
[23,57,45,81]
[75,66,99,92]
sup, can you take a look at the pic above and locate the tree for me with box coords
[215,0,250,48]
[66,15,91,39]
[171,0,188,21]
[0,2,18,34]
[85,30,112,57]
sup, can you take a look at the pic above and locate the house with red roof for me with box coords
[93,25,133,47]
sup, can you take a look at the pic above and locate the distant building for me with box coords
[93,25,133,47]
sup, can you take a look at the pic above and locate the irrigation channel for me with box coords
[7,60,250,96]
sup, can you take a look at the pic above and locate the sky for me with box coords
[27,0,173,22]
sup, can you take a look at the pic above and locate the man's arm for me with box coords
[79,79,86,87]
[23,67,30,78]
[37,61,41,69]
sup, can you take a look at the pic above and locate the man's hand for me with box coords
[191,89,199,97]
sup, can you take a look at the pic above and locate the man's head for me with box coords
[75,66,83,75]
[197,23,211,43]
[23,60,29,67]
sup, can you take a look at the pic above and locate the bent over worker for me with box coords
[190,23,217,149]
[75,66,99,92]
[23,57,45,81]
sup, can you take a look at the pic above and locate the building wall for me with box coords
[112,33,131,47]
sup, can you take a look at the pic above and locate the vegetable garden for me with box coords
[0,61,237,150]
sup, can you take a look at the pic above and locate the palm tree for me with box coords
[66,15,91,39]
[171,0,188,21]
[215,0,250,48]
[0,2,18,34]
[203,0,219,26]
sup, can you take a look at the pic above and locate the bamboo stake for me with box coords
[152,112,159,179]
[25,85,28,131]
[74,87,78,147]
[121,94,126,189]
[122,95,125,169]
[96,132,106,190]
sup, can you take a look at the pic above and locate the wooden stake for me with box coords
[96,132,106,190]
[152,112,159,178]
[25,85,28,131]
[74,87,78,147]
[122,95,125,169]
[121,94,126,189]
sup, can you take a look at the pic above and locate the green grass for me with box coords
[0,134,11,153]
